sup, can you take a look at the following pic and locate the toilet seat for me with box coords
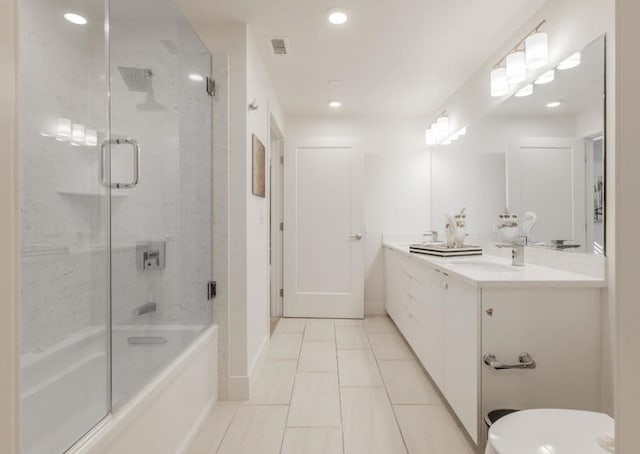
[485,409,614,454]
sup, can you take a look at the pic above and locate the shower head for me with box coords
[117,66,153,92]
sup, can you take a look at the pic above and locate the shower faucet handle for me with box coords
[136,241,166,270]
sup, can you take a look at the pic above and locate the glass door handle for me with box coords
[100,138,141,189]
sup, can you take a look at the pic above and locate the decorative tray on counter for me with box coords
[409,243,483,257]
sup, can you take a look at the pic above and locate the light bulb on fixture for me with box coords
[490,67,508,97]
[557,52,581,70]
[525,32,548,69]
[534,69,555,85]
[328,100,342,108]
[506,51,527,84]
[515,84,534,97]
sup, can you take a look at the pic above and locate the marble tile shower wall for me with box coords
[20,12,213,354]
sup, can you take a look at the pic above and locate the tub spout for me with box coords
[133,302,157,316]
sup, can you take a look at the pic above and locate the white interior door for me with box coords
[284,141,364,318]
[507,138,585,248]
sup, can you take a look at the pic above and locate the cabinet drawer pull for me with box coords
[483,352,537,370]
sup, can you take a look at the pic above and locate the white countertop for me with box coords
[384,242,607,288]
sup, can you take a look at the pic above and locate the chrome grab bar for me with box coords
[100,138,140,188]
[483,352,536,370]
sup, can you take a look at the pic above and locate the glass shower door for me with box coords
[108,0,214,405]
[19,0,110,452]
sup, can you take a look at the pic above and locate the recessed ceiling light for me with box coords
[328,100,342,108]
[327,8,348,25]
[547,101,561,108]
[534,69,555,85]
[189,74,204,82]
[64,12,87,25]
[557,52,581,70]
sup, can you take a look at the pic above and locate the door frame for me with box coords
[269,116,285,323]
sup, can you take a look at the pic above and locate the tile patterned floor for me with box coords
[187,316,475,454]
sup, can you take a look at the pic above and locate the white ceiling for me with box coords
[177,0,547,116]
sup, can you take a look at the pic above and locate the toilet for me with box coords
[485,409,614,453]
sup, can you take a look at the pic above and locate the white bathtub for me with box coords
[21,324,212,454]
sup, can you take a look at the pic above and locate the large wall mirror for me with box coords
[431,35,605,255]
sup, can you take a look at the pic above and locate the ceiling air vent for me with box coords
[270,38,289,56]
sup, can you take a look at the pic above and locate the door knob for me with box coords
[349,233,364,240]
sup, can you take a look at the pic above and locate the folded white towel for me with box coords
[596,432,615,452]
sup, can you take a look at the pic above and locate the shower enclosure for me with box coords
[19,0,213,452]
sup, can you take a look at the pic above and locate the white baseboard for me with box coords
[227,375,250,400]
[226,334,270,401]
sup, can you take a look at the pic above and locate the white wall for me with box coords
[0,0,19,450]
[245,27,285,375]
[285,115,431,315]
[615,0,640,451]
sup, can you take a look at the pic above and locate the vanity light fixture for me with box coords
[425,112,450,146]
[189,74,204,82]
[546,101,561,108]
[328,100,342,108]
[327,8,348,25]
[515,84,534,97]
[490,20,547,97]
[64,12,87,25]
[534,69,555,85]
[557,52,581,70]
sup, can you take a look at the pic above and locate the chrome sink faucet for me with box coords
[423,230,439,242]
[496,237,526,266]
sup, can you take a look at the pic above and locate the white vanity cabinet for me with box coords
[383,247,479,442]
[383,243,604,449]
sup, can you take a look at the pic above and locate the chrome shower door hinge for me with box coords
[207,281,217,300]
[206,77,215,96]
